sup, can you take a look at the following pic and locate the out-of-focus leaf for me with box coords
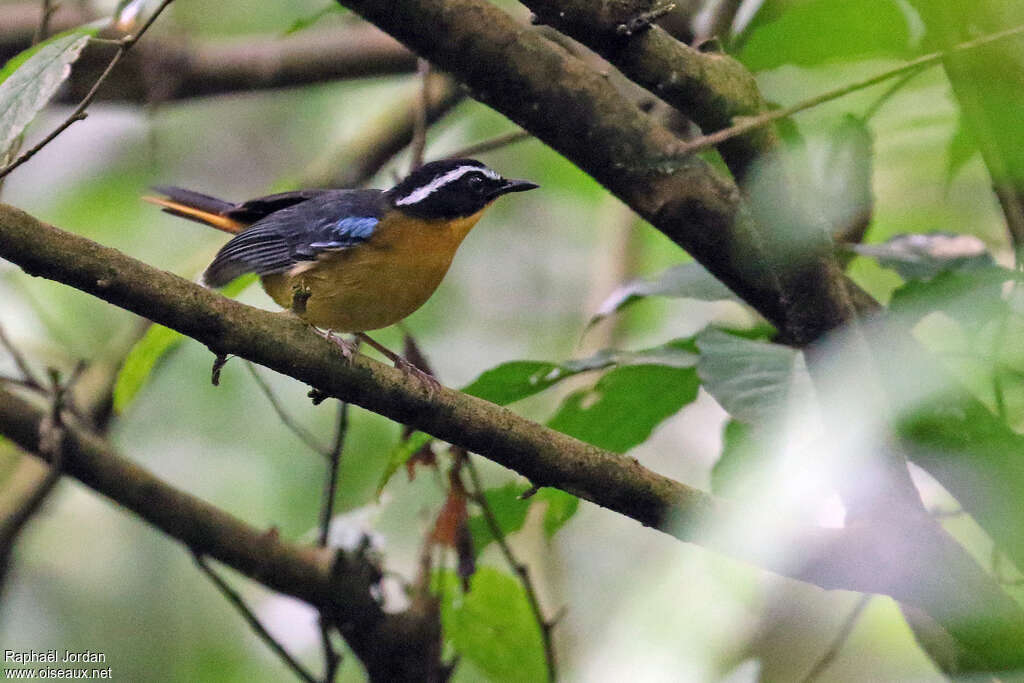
[462,340,698,407]
[900,395,1024,573]
[889,266,1017,331]
[710,419,756,495]
[0,31,92,154]
[437,568,547,683]
[283,4,347,34]
[467,484,579,557]
[946,112,978,186]
[737,0,915,70]
[111,275,257,413]
[696,328,810,424]
[112,325,183,413]
[822,116,874,245]
[852,233,994,281]
[467,483,531,557]
[536,488,578,537]
[588,262,739,329]
[376,431,431,496]
[548,364,700,453]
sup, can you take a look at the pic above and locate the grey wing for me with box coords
[201,194,382,288]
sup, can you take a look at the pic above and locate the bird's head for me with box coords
[386,158,538,219]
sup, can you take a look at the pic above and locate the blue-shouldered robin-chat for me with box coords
[144,159,538,376]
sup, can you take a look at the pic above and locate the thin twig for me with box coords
[193,553,318,683]
[0,362,82,587]
[245,362,331,459]
[444,130,532,160]
[464,456,558,682]
[675,23,1024,160]
[0,322,42,390]
[317,400,349,547]
[799,594,872,683]
[315,393,351,682]
[0,0,176,180]
[31,0,55,44]
[409,58,431,172]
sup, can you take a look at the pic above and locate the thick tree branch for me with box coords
[2,204,1024,668]
[525,0,779,181]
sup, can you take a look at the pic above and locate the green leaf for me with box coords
[851,233,995,282]
[696,328,810,424]
[462,340,698,407]
[536,488,578,538]
[900,395,1024,574]
[588,262,739,329]
[710,419,756,495]
[946,112,978,185]
[375,431,431,496]
[467,484,579,556]
[283,4,348,35]
[467,484,531,557]
[437,568,547,683]
[548,364,700,452]
[737,0,915,71]
[0,30,92,154]
[112,324,184,413]
[889,266,1017,331]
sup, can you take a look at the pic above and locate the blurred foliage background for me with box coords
[1,0,1023,681]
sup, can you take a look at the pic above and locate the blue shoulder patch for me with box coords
[309,216,378,250]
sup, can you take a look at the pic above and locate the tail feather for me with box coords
[143,186,245,234]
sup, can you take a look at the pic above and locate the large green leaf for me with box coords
[461,340,698,407]
[696,328,809,425]
[548,364,700,452]
[899,394,1024,574]
[437,568,547,683]
[0,31,92,154]
[737,0,916,70]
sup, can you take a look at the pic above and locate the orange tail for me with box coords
[142,187,246,234]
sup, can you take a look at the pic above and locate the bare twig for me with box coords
[245,362,331,459]
[675,22,1024,160]
[315,386,352,682]
[193,552,319,683]
[443,130,532,160]
[31,0,55,44]
[0,362,82,585]
[317,401,350,546]
[0,322,42,390]
[464,455,558,682]
[409,58,431,172]
[799,594,872,683]
[0,0,176,180]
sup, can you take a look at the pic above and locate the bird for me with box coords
[144,158,538,380]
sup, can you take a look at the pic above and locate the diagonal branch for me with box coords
[1,204,1024,670]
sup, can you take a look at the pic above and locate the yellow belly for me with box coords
[261,210,485,332]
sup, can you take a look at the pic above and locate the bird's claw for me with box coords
[395,356,441,395]
[323,330,358,363]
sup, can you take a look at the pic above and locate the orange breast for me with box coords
[261,209,486,332]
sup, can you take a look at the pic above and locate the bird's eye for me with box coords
[467,175,486,193]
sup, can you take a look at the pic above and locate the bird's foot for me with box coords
[394,355,441,396]
[323,329,359,363]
